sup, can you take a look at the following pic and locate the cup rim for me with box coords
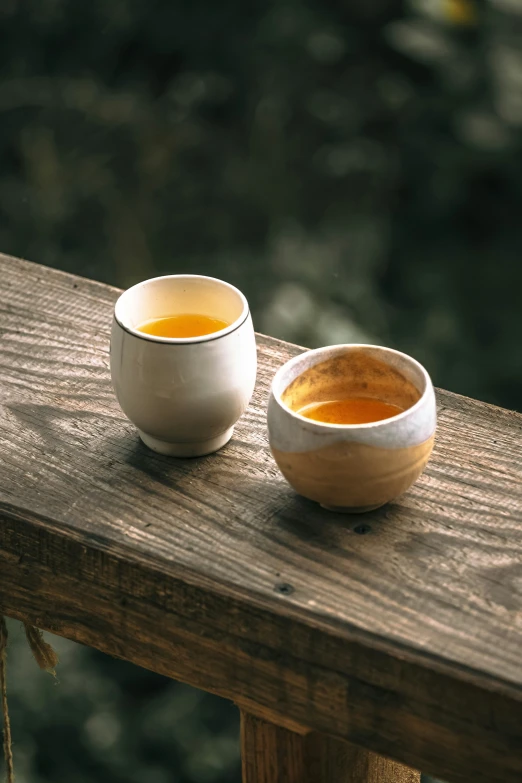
[114,274,250,344]
[271,344,433,430]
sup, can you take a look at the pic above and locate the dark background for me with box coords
[1,0,521,781]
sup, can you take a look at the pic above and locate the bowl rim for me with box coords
[271,343,434,430]
[114,274,250,344]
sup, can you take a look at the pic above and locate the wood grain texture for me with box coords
[0,254,522,783]
[305,734,420,783]
[241,713,306,783]
[241,712,420,783]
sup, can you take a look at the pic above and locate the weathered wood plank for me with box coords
[240,712,420,783]
[0,254,522,783]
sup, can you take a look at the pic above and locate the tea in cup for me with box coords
[267,345,436,512]
[110,275,257,456]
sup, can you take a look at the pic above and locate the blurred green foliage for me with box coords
[1,0,521,408]
[4,622,240,783]
[1,0,521,781]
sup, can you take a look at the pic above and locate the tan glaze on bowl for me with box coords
[267,345,436,512]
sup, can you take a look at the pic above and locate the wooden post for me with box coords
[306,732,420,783]
[241,712,307,783]
[240,711,420,783]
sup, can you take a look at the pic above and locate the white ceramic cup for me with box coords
[110,275,257,457]
[268,344,436,512]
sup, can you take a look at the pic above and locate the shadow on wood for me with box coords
[241,711,420,783]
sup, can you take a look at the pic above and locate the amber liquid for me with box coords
[299,397,403,425]
[138,313,230,338]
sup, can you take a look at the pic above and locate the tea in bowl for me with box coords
[267,345,436,512]
[110,275,257,457]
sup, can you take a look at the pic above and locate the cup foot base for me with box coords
[138,427,234,457]
[320,502,385,514]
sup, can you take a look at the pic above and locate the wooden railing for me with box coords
[0,254,521,783]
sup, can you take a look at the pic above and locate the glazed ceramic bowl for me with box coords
[111,275,257,457]
[267,345,436,512]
